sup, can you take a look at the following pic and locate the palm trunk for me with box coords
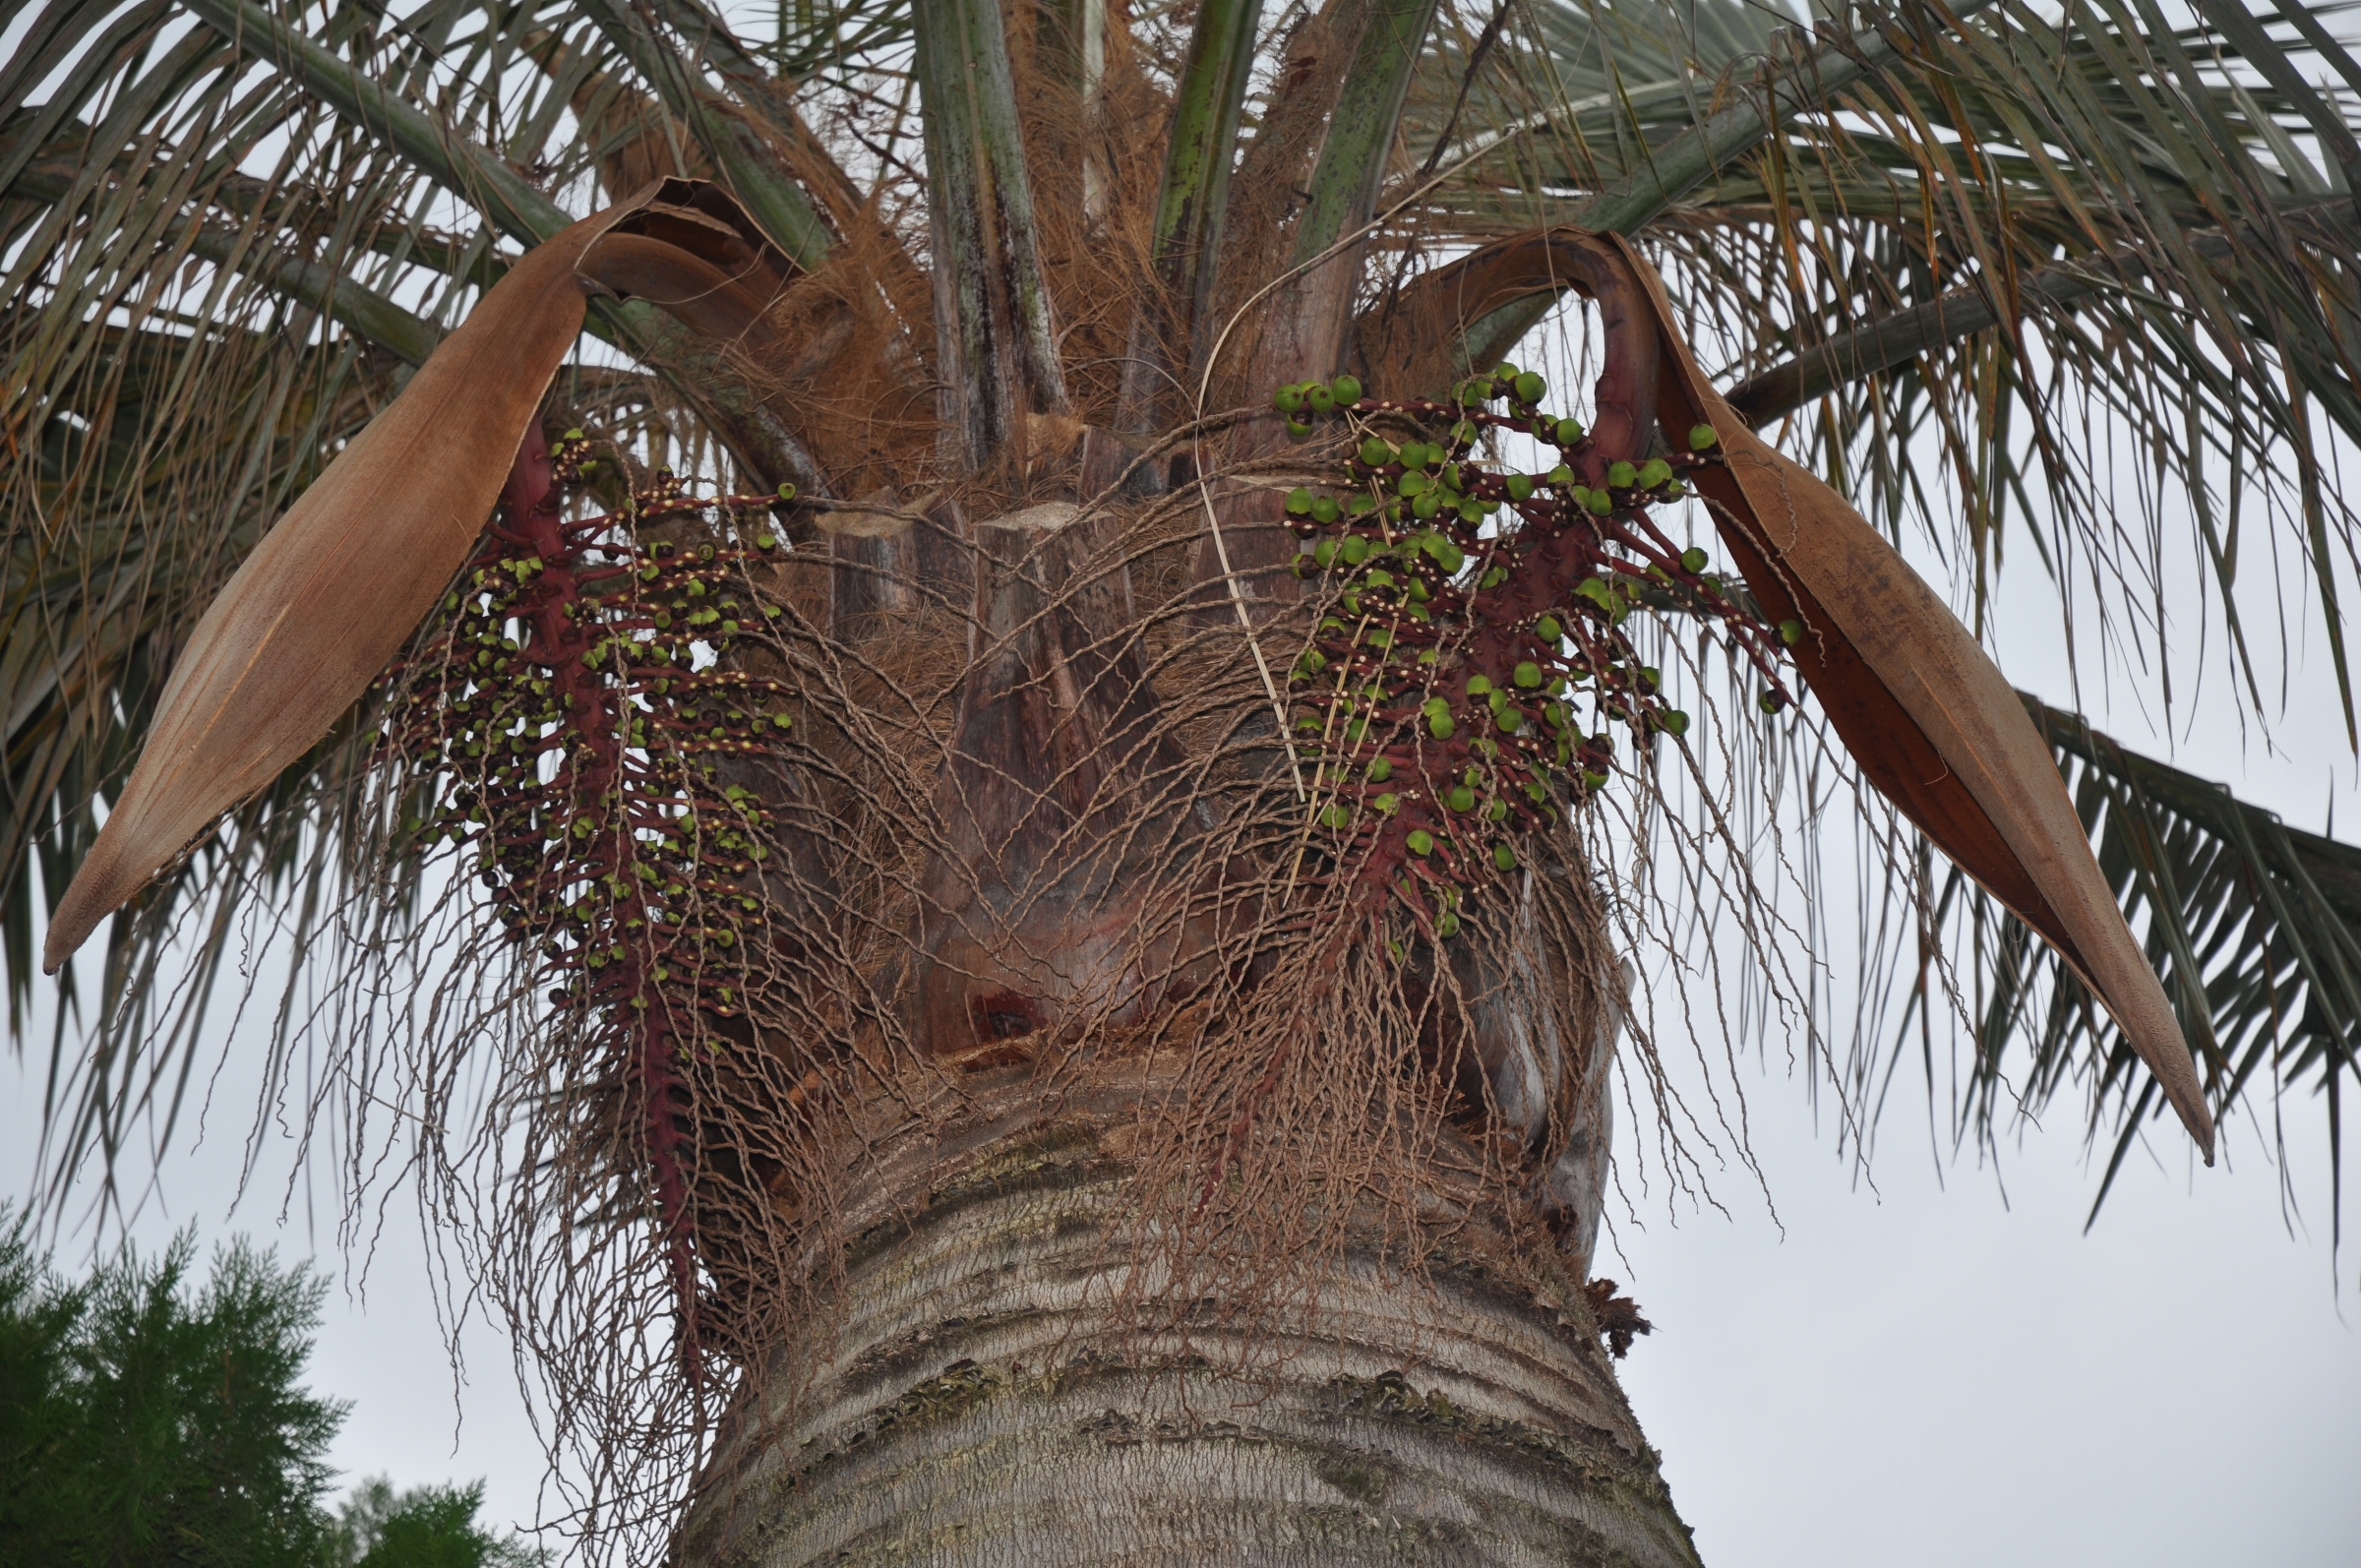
[679,1072,1699,1567]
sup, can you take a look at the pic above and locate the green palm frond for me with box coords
[1874,693,2361,1234]
[1396,0,2361,744]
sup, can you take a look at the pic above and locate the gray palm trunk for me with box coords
[679,1070,1684,1567]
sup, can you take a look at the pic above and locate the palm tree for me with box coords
[8,0,2360,1558]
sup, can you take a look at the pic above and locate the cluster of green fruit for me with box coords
[397,435,803,1025]
[1272,367,1795,941]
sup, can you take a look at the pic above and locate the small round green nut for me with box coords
[1407,828,1435,856]
[1286,487,1314,515]
[1428,712,1456,740]
[1342,535,1369,566]
[1321,804,1352,828]
[1536,615,1563,641]
[1514,662,1543,689]
[1330,374,1363,405]
[1492,842,1518,872]
[1680,546,1709,573]
[1689,423,1720,452]
[1495,707,1523,734]
[1307,385,1335,414]
[1287,418,1313,442]
[1512,371,1546,404]
[1659,708,1691,736]
[1607,460,1638,489]
[1314,540,1339,569]
[1466,675,1493,696]
[1553,417,1585,446]
[1446,785,1476,812]
[1375,792,1401,814]
[1780,618,1805,646]
[1435,911,1461,938]
[1275,384,1304,414]
[1367,757,1393,782]
[1547,463,1575,486]
[1311,496,1341,524]
[1360,437,1393,466]
[1506,472,1535,503]
[1639,457,1674,489]
[1759,690,1786,714]
[777,481,798,501]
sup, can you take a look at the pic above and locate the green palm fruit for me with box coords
[1297,714,1322,732]
[1457,501,1483,526]
[1553,417,1585,446]
[1512,371,1546,403]
[1399,471,1429,497]
[1363,631,1390,651]
[1331,374,1362,404]
[1314,541,1339,569]
[1375,792,1401,813]
[1525,779,1548,804]
[1295,651,1326,678]
[1496,707,1523,733]
[1368,757,1393,782]
[1638,457,1674,489]
[1349,495,1374,516]
[1408,577,1430,602]
[1536,615,1563,641]
[1341,591,1362,615]
[1483,799,1509,822]
[1546,463,1574,485]
[1659,709,1691,736]
[1514,661,1543,688]
[1585,489,1612,515]
[1434,540,1466,573]
[1287,418,1313,441]
[1451,420,1479,445]
[1412,490,1441,518]
[1507,472,1535,502]
[1606,460,1638,489]
[1398,442,1425,469]
[1429,712,1456,740]
[1407,829,1435,856]
[776,481,799,502]
[1342,536,1369,565]
[1446,784,1476,812]
[1321,804,1352,828]
[1435,911,1461,938]
[1688,423,1719,451]
[1360,437,1393,466]
[1287,487,1314,514]
[1680,546,1709,572]
[1492,843,1517,871]
[1759,690,1786,714]
[1638,667,1660,692]
[1780,618,1805,645]
[1479,567,1507,589]
[1308,385,1335,413]
[1312,496,1341,523]
[1466,675,1493,696]
[1457,378,1490,405]
[1487,690,1508,714]
[1275,384,1304,413]
[1365,569,1394,588]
